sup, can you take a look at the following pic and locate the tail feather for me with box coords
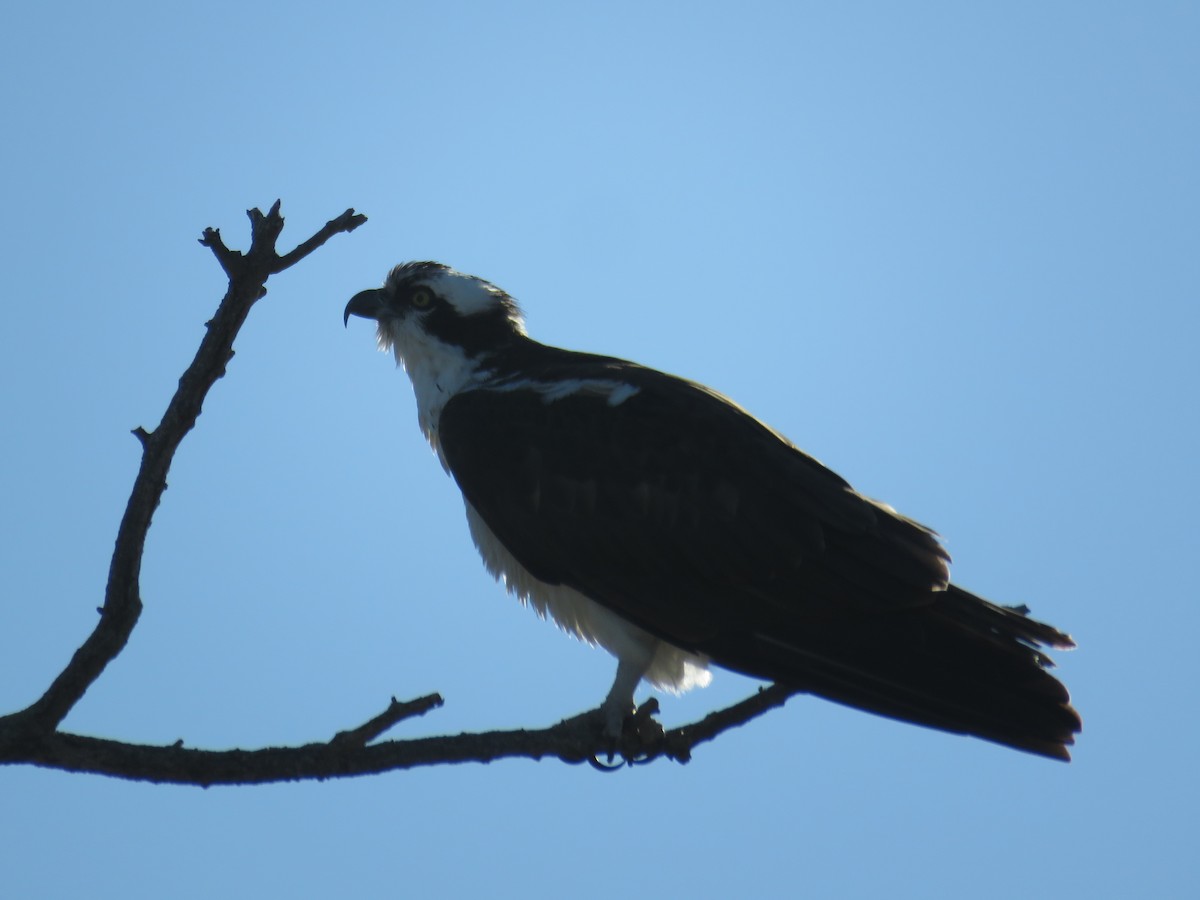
[719,585,1081,760]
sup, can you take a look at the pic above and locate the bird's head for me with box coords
[344,262,527,368]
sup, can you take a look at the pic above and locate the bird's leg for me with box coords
[600,655,649,739]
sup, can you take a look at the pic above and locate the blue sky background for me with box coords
[2,2,1197,897]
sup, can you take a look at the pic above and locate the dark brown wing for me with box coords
[439,363,1080,758]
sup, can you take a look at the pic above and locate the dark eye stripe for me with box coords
[421,301,522,357]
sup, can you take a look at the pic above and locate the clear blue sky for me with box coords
[2,2,1196,897]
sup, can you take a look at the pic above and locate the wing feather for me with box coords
[439,365,944,639]
[438,360,1080,758]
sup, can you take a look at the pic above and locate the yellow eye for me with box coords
[410,288,433,309]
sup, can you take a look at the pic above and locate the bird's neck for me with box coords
[400,334,539,462]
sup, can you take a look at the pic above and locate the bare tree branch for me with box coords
[0,202,364,738]
[0,202,802,786]
[331,694,446,749]
[3,689,801,786]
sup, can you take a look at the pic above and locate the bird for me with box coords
[344,261,1081,760]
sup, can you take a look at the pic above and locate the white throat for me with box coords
[378,320,491,465]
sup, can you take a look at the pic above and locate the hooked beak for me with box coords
[344,288,386,327]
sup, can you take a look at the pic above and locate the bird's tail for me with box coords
[737,587,1081,760]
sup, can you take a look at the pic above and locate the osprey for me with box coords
[345,262,1081,760]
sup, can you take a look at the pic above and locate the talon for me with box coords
[627,699,665,744]
[588,754,625,772]
[631,697,661,724]
[601,698,634,740]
